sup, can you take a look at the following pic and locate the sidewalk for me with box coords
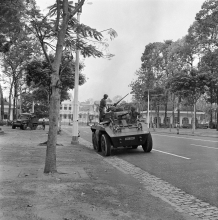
[0,126,204,220]
[150,127,218,138]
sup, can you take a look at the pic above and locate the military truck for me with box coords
[90,95,153,156]
[12,113,39,130]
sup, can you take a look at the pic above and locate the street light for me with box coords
[71,1,81,144]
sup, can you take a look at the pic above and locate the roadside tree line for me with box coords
[0,0,117,173]
[129,0,218,130]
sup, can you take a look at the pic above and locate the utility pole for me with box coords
[72,1,81,144]
[147,89,150,129]
[32,100,34,113]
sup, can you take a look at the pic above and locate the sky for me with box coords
[36,0,206,103]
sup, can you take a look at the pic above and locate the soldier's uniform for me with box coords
[128,106,140,124]
[99,94,108,122]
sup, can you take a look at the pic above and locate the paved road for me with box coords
[65,125,218,208]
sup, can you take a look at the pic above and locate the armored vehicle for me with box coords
[91,96,153,157]
[12,113,39,130]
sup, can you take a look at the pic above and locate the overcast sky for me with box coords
[37,0,206,103]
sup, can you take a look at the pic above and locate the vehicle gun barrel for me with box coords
[113,93,129,107]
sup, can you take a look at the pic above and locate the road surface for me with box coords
[64,125,218,208]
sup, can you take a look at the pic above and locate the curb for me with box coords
[150,130,218,139]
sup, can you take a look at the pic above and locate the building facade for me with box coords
[140,107,205,128]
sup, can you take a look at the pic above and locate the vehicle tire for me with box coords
[94,131,101,152]
[92,132,97,151]
[21,124,27,130]
[101,134,111,156]
[12,125,16,129]
[32,124,37,130]
[142,133,153,153]
[132,145,138,149]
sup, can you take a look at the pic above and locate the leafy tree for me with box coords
[21,92,49,118]
[24,0,117,173]
[0,0,26,53]
[167,69,207,130]
[194,1,218,129]
[1,34,41,120]
[25,55,86,104]
[0,84,4,120]
[198,49,218,127]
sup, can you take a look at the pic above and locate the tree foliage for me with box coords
[25,54,86,103]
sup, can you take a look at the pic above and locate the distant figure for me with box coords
[42,118,45,130]
[99,94,108,122]
[128,106,140,124]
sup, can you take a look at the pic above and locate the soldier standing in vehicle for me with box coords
[99,94,108,122]
[128,106,141,124]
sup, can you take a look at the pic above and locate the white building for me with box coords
[140,106,205,128]
[59,99,100,125]
[59,99,74,125]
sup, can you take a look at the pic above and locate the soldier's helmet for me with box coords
[130,106,136,111]
[104,94,108,99]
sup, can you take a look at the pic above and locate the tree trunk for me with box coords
[172,93,175,128]
[44,0,69,174]
[157,105,160,128]
[0,84,2,120]
[210,103,213,125]
[192,102,196,134]
[177,96,181,126]
[20,86,22,114]
[216,89,218,131]
[8,83,13,121]
[13,83,18,120]
[164,96,168,128]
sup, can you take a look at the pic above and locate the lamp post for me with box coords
[147,89,150,129]
[71,1,81,144]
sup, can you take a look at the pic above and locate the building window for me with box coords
[164,117,170,124]
[60,114,62,118]
[64,114,67,119]
[153,117,161,124]
[64,105,67,110]
[69,105,71,110]
[68,114,71,119]
[182,117,189,125]
[60,106,62,110]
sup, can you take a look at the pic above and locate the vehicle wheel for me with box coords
[132,145,138,149]
[101,134,111,156]
[142,133,153,153]
[12,125,16,129]
[93,131,101,152]
[92,132,97,151]
[32,124,37,130]
[21,124,27,130]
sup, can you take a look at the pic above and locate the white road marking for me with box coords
[152,133,218,143]
[190,144,218,150]
[153,149,191,159]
